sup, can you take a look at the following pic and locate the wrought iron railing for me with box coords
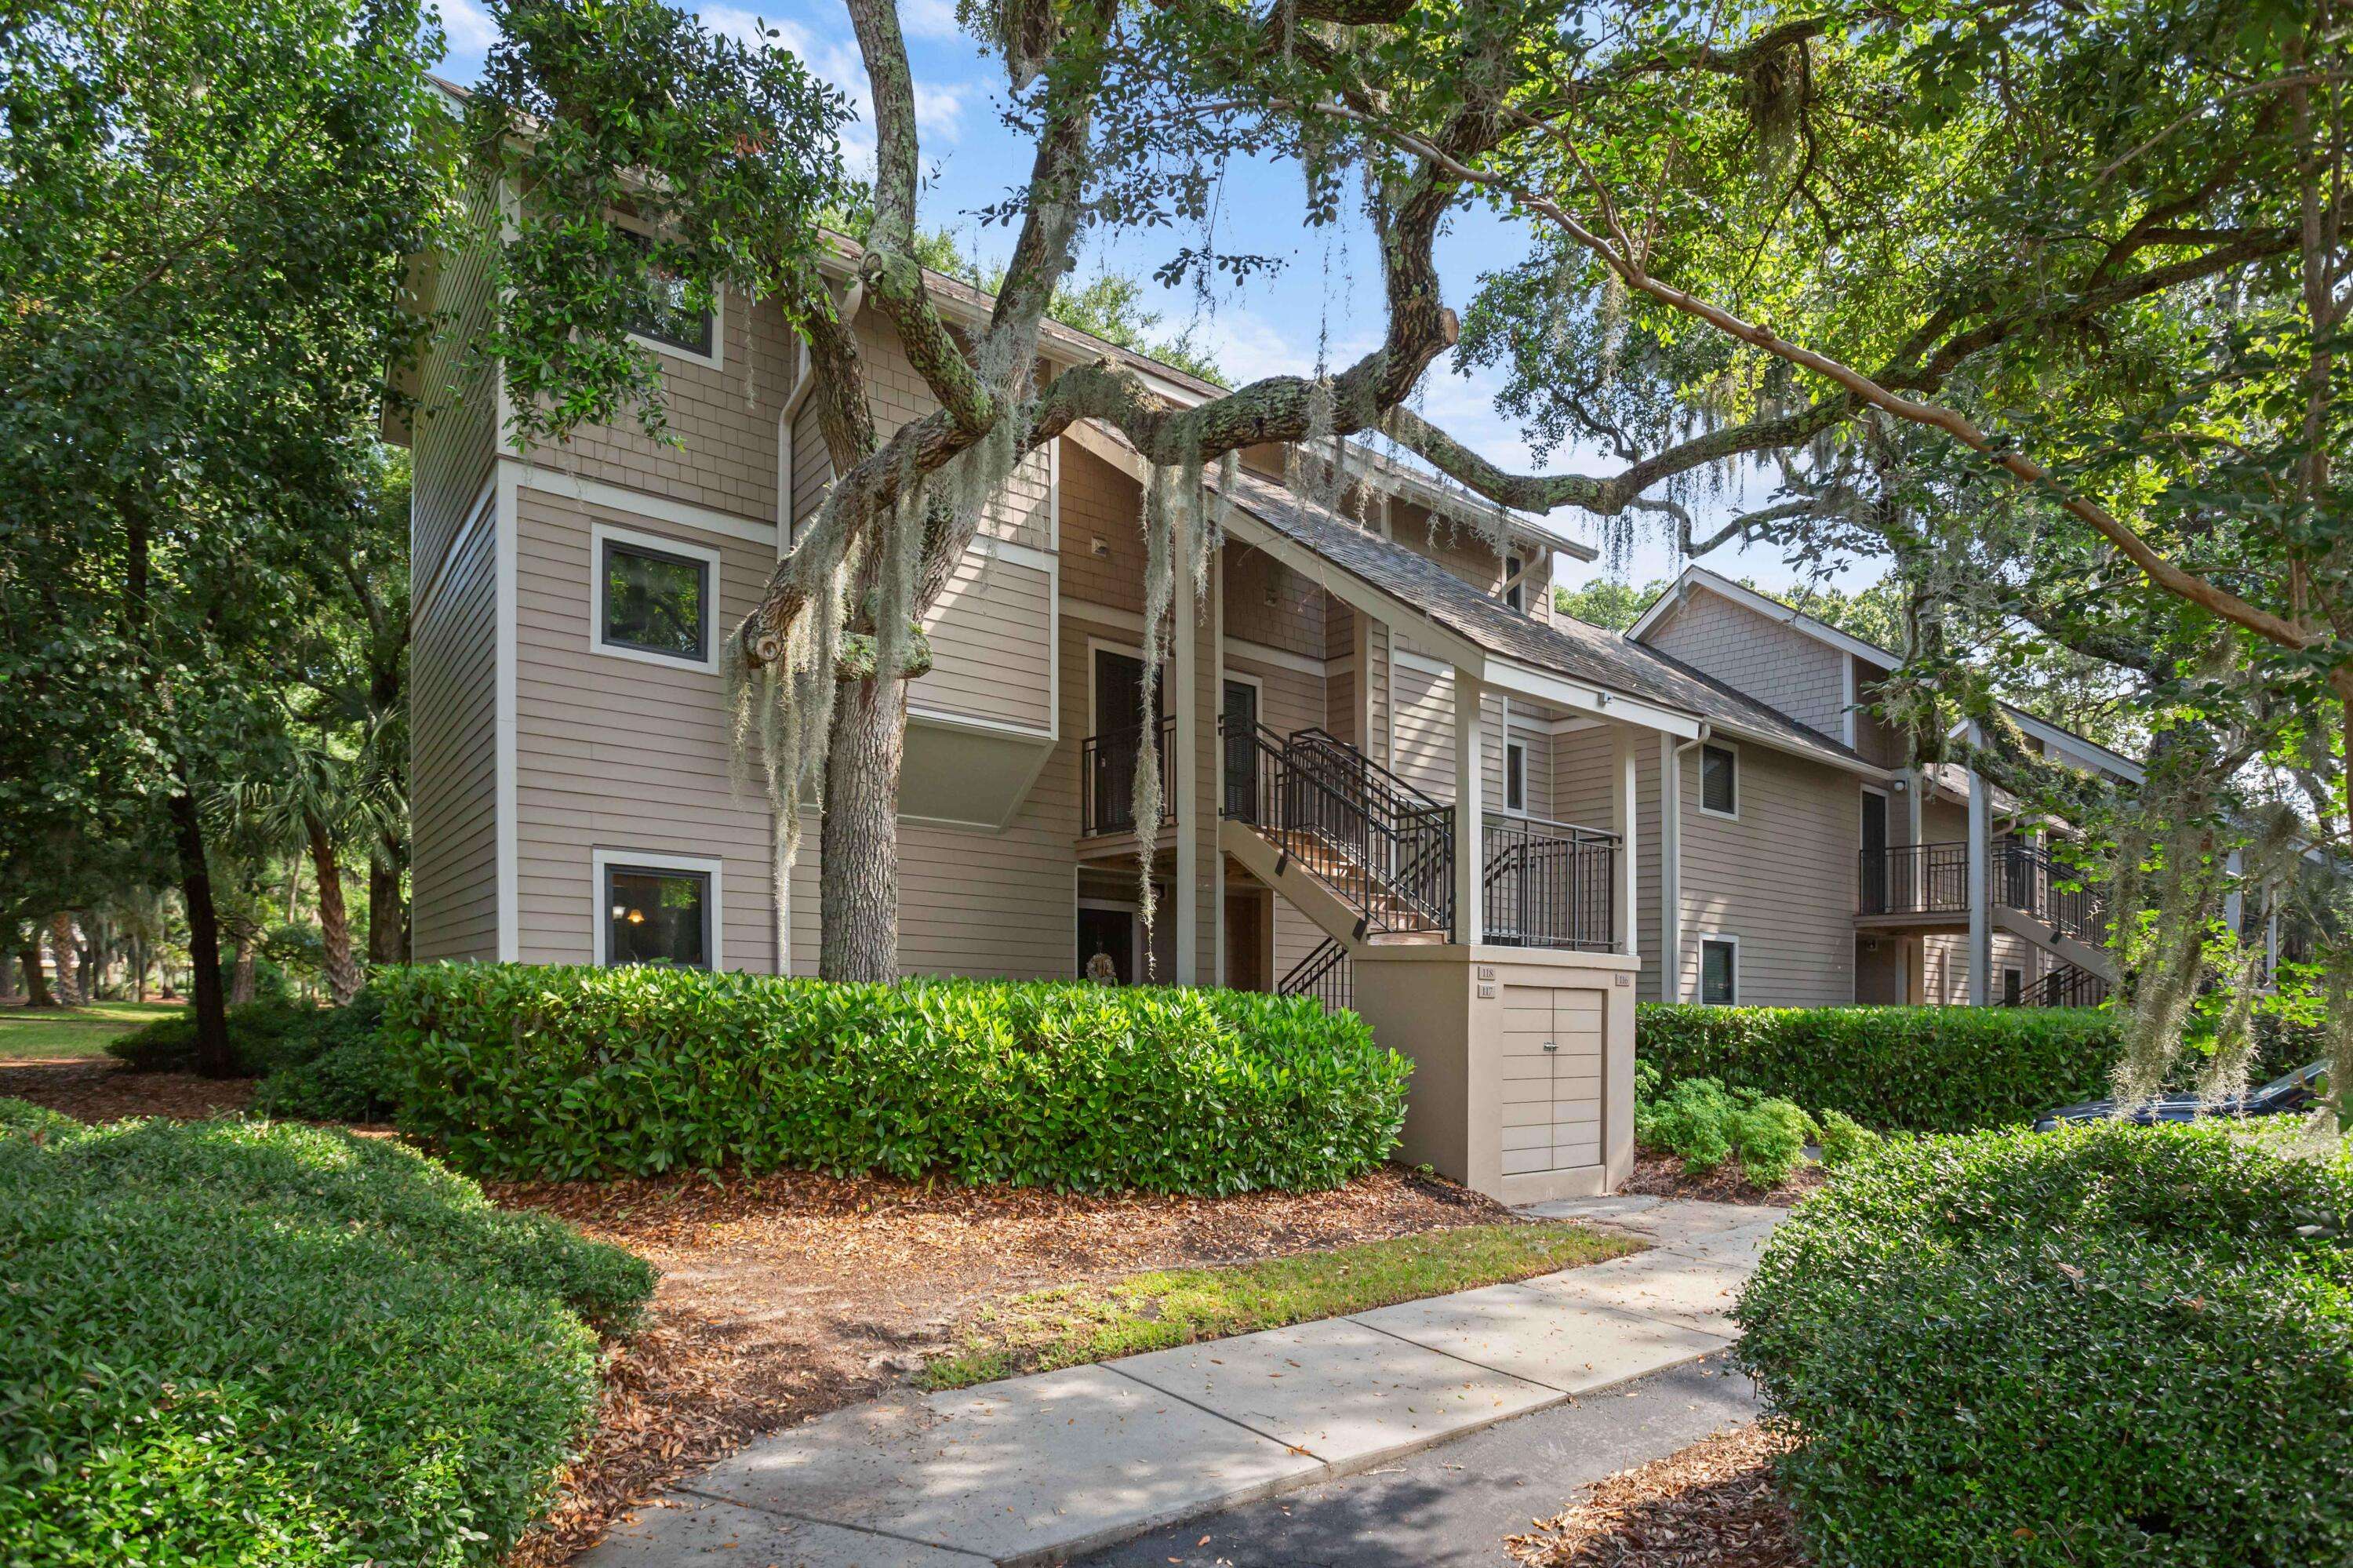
[1224,721,1454,938]
[1080,715,1176,837]
[1857,841,1971,917]
[1278,937,1352,1013]
[1996,842,2108,945]
[2009,962,2109,1009]
[1483,814,1618,950]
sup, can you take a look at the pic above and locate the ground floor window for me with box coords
[601,860,714,969]
[1699,936,1739,1006]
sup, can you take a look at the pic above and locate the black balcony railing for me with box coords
[1858,841,1972,917]
[1483,814,1618,950]
[1997,842,2108,945]
[1225,721,1455,938]
[1279,937,1352,1013]
[1080,715,1176,837]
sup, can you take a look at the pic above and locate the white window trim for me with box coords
[1220,666,1265,725]
[1697,932,1740,1006]
[593,849,724,970]
[590,521,722,675]
[2002,965,2026,1006]
[624,275,724,371]
[1504,737,1529,816]
[1697,740,1740,821]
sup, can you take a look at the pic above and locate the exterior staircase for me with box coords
[1218,722,1622,1010]
[1991,842,2117,984]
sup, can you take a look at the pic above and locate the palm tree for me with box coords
[213,737,363,1004]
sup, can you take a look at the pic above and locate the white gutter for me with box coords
[1659,725,1711,1002]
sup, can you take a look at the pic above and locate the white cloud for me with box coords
[697,7,971,176]
[898,0,965,39]
[434,0,497,56]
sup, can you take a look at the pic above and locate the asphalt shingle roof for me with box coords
[1213,465,1876,774]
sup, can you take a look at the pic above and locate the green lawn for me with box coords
[0,999,185,1060]
[923,1220,1642,1390]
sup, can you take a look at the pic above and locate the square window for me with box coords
[624,233,716,359]
[601,538,710,663]
[1505,740,1527,813]
[605,865,711,969]
[1700,744,1738,817]
[1700,938,1738,1006]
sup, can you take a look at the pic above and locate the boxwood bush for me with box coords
[1736,1123,2353,1567]
[1637,1004,2317,1132]
[0,1104,653,1566]
[376,964,1412,1191]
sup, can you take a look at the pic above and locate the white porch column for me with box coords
[2223,849,2243,939]
[1173,507,1201,983]
[1612,725,1640,961]
[1966,731,1991,1006]
[1452,667,1484,944]
[1657,734,1681,998]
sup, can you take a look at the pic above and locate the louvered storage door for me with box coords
[1499,984,1605,1175]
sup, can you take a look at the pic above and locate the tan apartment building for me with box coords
[391,199,2143,1197]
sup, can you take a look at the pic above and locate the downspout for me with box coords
[1659,723,1711,1003]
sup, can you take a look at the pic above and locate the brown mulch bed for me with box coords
[1619,1151,1825,1207]
[1509,1421,1806,1567]
[0,1057,253,1122]
[496,1162,1513,1565]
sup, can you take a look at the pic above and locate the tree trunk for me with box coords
[818,672,907,982]
[307,812,363,1004]
[46,913,81,1006]
[16,947,53,1009]
[369,828,408,965]
[133,939,148,1002]
[168,782,235,1077]
[229,933,256,1006]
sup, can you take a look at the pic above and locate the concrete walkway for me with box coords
[582,1199,1783,1568]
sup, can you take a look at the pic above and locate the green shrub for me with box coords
[375,963,1411,1191]
[0,1104,653,1566]
[1736,1123,2353,1567]
[1813,1108,1882,1170]
[1635,1075,1817,1187]
[1639,1003,2321,1133]
[252,990,401,1119]
[106,997,315,1075]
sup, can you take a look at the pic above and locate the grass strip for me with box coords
[924,1220,1639,1389]
[0,1001,187,1059]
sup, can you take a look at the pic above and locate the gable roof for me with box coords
[1202,465,1881,777]
[1630,566,2145,785]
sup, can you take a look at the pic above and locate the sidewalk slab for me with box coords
[680,1366,1322,1566]
[1109,1316,1560,1472]
[1347,1282,1727,1394]
[588,1492,988,1568]
[1518,1247,1755,1337]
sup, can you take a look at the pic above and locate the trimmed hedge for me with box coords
[376,964,1412,1191]
[0,1104,654,1566]
[1736,1124,2353,1567]
[1637,1003,2315,1133]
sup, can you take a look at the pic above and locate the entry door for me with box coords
[1224,890,1267,991]
[1093,649,1157,734]
[1093,651,1162,831]
[1222,679,1260,819]
[1076,905,1136,984]
[1860,790,1889,915]
[1499,985,1604,1176]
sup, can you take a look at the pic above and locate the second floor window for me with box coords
[1700,743,1739,817]
[1504,555,1525,612]
[623,231,716,360]
[602,538,710,664]
[1505,739,1527,813]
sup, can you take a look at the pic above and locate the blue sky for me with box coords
[431,0,1885,598]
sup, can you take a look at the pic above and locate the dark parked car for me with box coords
[2035,1061,2331,1132]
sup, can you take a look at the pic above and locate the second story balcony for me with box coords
[1080,715,1176,838]
[1859,839,2108,946]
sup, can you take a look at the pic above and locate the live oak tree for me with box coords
[0,0,450,1071]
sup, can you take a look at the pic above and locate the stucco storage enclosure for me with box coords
[1351,944,1636,1204]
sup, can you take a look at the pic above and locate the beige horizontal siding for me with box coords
[910,550,1053,732]
[409,180,500,594]
[409,497,500,960]
[510,486,776,970]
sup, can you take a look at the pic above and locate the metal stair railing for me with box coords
[1224,720,1454,939]
[1482,813,1619,950]
[1995,842,2108,947]
[1278,937,1351,1013]
[2009,962,2110,1009]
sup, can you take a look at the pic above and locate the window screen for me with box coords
[606,866,711,969]
[1700,938,1737,1005]
[602,539,708,662]
[1700,744,1738,815]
